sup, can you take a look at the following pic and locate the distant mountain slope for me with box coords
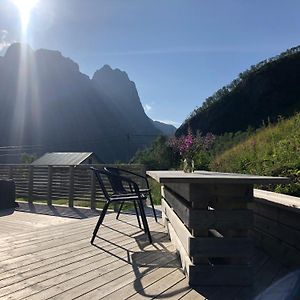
[152,120,176,136]
[0,43,161,162]
[92,65,158,137]
[177,46,300,136]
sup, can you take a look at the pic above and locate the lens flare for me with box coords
[12,0,39,33]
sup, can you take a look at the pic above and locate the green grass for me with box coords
[148,178,161,205]
[211,113,300,196]
[16,183,162,209]
[16,197,107,209]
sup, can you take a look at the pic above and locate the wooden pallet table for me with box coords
[147,170,289,286]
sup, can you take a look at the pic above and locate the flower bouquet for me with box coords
[168,128,215,172]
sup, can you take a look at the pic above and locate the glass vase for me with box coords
[183,158,194,173]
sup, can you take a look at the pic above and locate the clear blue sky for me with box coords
[1,0,300,127]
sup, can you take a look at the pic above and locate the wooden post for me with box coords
[47,166,53,206]
[140,164,147,189]
[214,184,253,265]
[28,165,33,203]
[90,170,96,209]
[161,186,168,227]
[68,166,74,207]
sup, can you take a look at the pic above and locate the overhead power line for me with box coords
[0,133,161,152]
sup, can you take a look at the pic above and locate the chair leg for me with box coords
[148,192,158,222]
[91,202,109,245]
[133,200,142,228]
[137,199,152,244]
[116,201,124,220]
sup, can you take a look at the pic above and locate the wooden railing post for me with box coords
[47,166,53,206]
[68,166,74,207]
[5,163,147,207]
[28,165,33,203]
[140,164,147,189]
[90,170,96,209]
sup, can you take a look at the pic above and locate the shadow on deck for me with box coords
[0,204,296,300]
[15,202,162,220]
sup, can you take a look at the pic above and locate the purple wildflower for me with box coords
[167,129,215,159]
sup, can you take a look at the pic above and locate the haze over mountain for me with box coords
[0,43,174,162]
[177,46,300,137]
[152,120,176,136]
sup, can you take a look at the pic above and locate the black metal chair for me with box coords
[104,167,158,222]
[90,167,152,244]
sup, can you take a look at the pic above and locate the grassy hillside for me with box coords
[211,113,300,196]
[177,46,300,137]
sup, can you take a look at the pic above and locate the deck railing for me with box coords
[0,164,146,209]
[253,189,300,268]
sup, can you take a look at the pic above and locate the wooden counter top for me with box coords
[147,170,289,185]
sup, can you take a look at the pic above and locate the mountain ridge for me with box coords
[152,120,176,136]
[176,46,300,136]
[0,43,172,162]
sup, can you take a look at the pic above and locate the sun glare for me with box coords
[12,0,39,33]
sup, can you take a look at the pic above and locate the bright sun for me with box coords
[12,0,39,32]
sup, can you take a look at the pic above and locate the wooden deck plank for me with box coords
[0,221,141,274]
[0,217,90,248]
[0,223,92,252]
[0,216,142,253]
[152,277,191,300]
[50,251,178,300]
[0,223,160,287]
[0,204,112,244]
[82,258,180,300]
[0,214,144,258]
[100,261,184,300]
[127,269,186,299]
[0,217,144,274]
[20,237,175,300]
[0,224,164,299]
[0,212,148,258]
[0,208,75,235]
[1,213,148,259]
[0,204,294,300]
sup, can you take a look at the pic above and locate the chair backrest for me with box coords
[90,167,111,200]
[104,167,128,194]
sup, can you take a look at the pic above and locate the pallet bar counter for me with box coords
[147,170,289,286]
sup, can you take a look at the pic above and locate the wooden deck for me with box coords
[0,203,293,300]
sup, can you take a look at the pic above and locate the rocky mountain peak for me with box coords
[4,43,33,59]
[92,64,131,87]
[35,48,81,74]
[92,64,140,107]
[0,43,162,163]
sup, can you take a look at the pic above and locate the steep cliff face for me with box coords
[0,43,161,162]
[92,65,160,137]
